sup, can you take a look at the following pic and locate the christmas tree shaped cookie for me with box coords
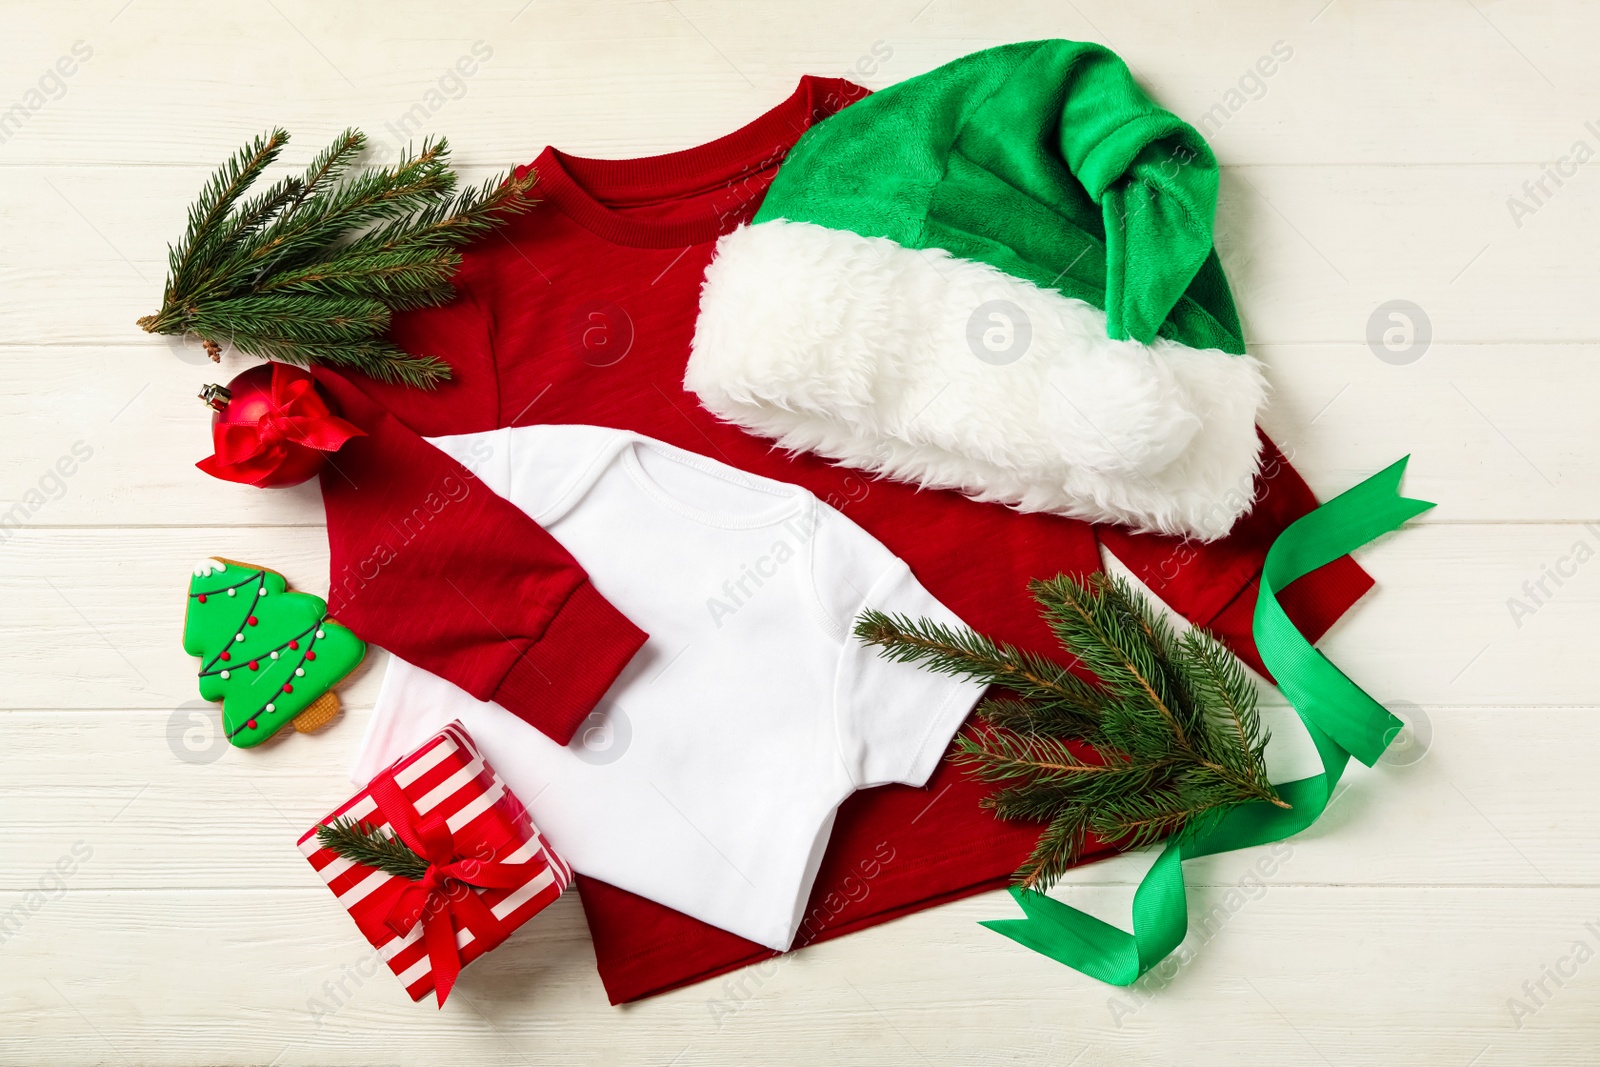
[182,558,365,748]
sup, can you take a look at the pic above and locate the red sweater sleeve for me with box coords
[314,368,647,744]
[1097,432,1374,677]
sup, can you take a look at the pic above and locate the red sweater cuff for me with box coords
[1275,553,1375,645]
[1207,553,1375,680]
[491,580,647,744]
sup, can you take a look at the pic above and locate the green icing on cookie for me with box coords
[182,558,365,748]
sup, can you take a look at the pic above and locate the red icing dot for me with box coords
[247,719,258,730]
[248,660,259,671]
[197,594,206,604]
[305,650,316,661]
[219,651,230,661]
[288,640,299,650]
[247,616,259,626]
[282,683,293,694]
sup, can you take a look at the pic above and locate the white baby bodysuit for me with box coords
[351,424,985,951]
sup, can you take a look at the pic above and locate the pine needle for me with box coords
[315,816,430,881]
[138,127,538,388]
[854,572,1286,893]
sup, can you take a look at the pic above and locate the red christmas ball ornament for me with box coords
[194,363,365,488]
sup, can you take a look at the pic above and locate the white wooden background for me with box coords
[2,0,1595,1063]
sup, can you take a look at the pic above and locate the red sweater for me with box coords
[317,75,1373,1003]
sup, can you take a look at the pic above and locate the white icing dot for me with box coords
[219,670,230,679]
[234,633,244,642]
[257,587,267,596]
[315,629,325,639]
[269,651,279,660]
[227,588,236,597]
[294,668,304,677]
[265,703,275,713]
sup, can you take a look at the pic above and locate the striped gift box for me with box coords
[298,721,572,1003]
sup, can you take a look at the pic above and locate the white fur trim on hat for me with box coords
[686,220,1268,541]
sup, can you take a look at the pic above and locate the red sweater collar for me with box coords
[525,75,866,248]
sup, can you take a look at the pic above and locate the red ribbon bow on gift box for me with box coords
[367,771,540,1007]
[196,363,365,488]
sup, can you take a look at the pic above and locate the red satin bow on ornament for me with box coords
[366,772,538,1007]
[196,363,364,488]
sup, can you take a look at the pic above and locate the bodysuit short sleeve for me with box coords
[818,512,987,789]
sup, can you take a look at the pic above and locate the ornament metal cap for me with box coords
[198,383,232,412]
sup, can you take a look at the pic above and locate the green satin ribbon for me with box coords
[981,456,1434,984]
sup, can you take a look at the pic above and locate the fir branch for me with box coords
[855,573,1287,893]
[952,728,1116,785]
[1178,627,1272,779]
[1016,809,1094,891]
[974,695,1099,742]
[157,127,290,313]
[239,138,456,279]
[255,248,460,303]
[231,337,449,388]
[203,175,308,274]
[283,127,367,215]
[346,167,538,256]
[138,128,536,388]
[1033,573,1191,748]
[854,610,1099,710]
[315,816,429,881]
[187,294,390,345]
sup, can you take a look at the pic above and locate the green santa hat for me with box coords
[686,40,1267,540]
